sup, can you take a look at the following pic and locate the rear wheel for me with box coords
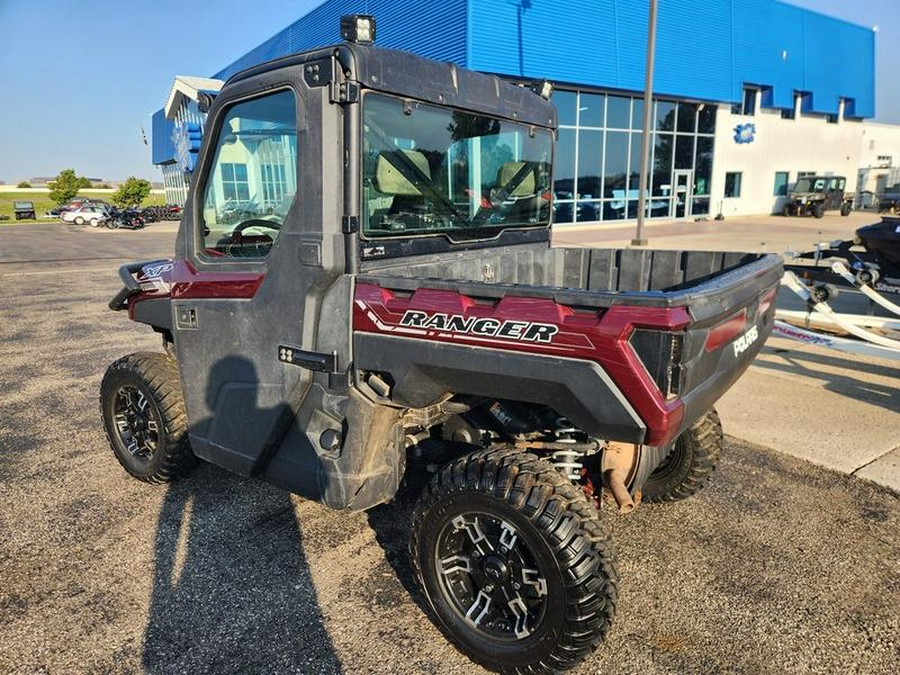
[643,408,723,503]
[411,448,618,674]
[782,204,793,217]
[90,218,100,227]
[100,352,197,483]
[840,203,852,216]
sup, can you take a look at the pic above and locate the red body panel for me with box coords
[354,283,690,445]
[170,259,265,300]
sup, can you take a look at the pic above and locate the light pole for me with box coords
[633,0,658,246]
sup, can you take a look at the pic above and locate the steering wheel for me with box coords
[233,218,282,235]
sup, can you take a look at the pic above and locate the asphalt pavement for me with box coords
[0,220,897,674]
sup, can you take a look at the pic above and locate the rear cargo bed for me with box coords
[359,244,781,317]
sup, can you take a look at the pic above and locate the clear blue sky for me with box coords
[0,0,897,183]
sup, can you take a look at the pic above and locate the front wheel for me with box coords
[643,408,723,503]
[100,352,197,483]
[411,448,618,674]
[74,216,84,225]
[813,203,825,219]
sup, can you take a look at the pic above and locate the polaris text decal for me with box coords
[732,325,759,356]
[400,310,559,344]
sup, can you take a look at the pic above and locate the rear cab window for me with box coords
[361,93,552,241]
[198,89,298,260]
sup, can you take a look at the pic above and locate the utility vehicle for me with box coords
[782,175,852,218]
[101,17,781,674]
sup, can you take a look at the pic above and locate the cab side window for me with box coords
[199,89,298,259]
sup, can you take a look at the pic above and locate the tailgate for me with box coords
[651,253,783,440]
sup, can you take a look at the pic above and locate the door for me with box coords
[672,170,693,219]
[170,82,347,479]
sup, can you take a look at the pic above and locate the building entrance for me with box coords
[673,170,693,219]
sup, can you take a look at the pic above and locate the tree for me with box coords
[77,176,93,189]
[48,169,82,204]
[16,181,31,188]
[111,177,152,207]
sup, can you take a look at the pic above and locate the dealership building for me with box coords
[152,0,899,224]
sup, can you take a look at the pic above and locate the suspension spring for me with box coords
[549,419,585,481]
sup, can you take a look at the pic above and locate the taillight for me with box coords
[629,329,684,400]
[705,309,748,352]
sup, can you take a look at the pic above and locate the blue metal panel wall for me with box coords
[214,0,468,81]
[151,109,176,165]
[467,0,874,118]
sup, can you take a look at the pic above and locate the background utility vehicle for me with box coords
[101,17,781,674]
[782,175,853,218]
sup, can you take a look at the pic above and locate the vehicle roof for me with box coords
[225,42,557,130]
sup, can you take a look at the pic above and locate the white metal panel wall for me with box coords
[711,105,864,217]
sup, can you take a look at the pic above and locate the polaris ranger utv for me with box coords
[101,17,781,674]
[782,175,853,218]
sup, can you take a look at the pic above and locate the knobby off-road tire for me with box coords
[410,448,618,674]
[813,203,825,219]
[100,352,197,483]
[643,407,723,503]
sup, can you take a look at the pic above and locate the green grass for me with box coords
[0,190,167,224]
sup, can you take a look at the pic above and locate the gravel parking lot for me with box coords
[1,223,897,674]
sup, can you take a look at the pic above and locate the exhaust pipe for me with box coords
[604,468,635,514]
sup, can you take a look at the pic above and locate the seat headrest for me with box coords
[375,150,431,195]
[496,162,536,197]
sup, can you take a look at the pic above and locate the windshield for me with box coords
[362,93,553,239]
[794,177,827,193]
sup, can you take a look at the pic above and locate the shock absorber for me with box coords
[550,419,585,481]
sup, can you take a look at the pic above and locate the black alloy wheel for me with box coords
[411,448,618,674]
[434,510,550,642]
[100,352,196,483]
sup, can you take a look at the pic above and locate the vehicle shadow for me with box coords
[754,347,900,414]
[364,472,433,619]
[142,357,343,674]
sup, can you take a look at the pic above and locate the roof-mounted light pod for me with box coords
[341,15,376,45]
[531,79,554,101]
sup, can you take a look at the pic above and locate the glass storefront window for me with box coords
[698,104,716,134]
[607,96,631,129]
[604,131,628,198]
[677,102,696,133]
[576,200,602,222]
[554,128,576,196]
[675,135,694,170]
[695,137,713,196]
[691,198,710,216]
[628,131,645,192]
[579,93,604,128]
[548,88,715,224]
[656,101,676,132]
[577,129,602,198]
[632,99,645,130]
[556,90,577,126]
[652,133,674,196]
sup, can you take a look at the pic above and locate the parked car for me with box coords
[61,205,109,226]
[782,175,852,218]
[13,200,36,220]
